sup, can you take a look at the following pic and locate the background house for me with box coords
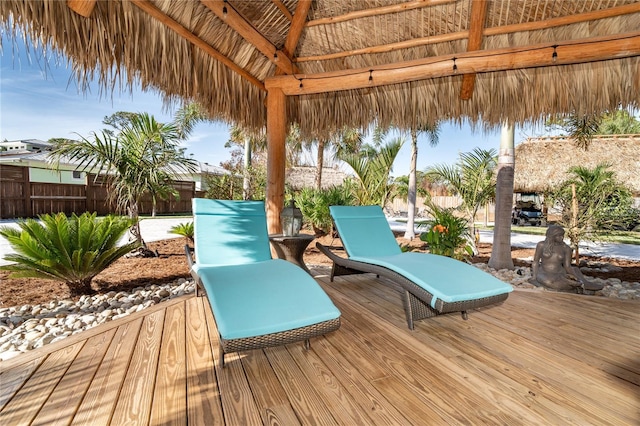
[0,139,53,153]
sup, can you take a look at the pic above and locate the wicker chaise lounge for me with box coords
[317,205,512,329]
[186,199,341,367]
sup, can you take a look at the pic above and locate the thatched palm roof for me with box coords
[286,166,348,190]
[1,0,639,138]
[514,135,640,195]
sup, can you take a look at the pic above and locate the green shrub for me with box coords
[419,203,473,260]
[295,185,355,236]
[169,221,194,243]
[0,212,139,296]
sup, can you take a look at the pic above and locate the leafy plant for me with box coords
[339,137,404,207]
[546,163,634,261]
[295,185,355,236]
[169,221,194,243]
[419,202,473,260]
[0,213,139,296]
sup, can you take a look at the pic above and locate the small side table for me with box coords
[269,233,315,273]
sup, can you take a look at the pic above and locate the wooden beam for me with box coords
[67,0,96,17]
[129,0,264,91]
[275,0,312,76]
[297,2,640,63]
[460,0,488,100]
[306,0,456,27]
[266,31,640,96]
[271,0,293,21]
[200,0,298,75]
[266,88,287,234]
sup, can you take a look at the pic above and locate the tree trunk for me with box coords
[128,202,143,245]
[316,139,326,190]
[488,124,515,270]
[571,183,580,263]
[404,129,418,240]
[243,137,252,200]
[67,278,96,297]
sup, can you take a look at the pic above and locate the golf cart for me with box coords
[512,192,546,226]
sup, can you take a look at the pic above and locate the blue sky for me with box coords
[1,33,545,177]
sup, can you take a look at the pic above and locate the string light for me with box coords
[286,36,633,88]
[274,52,278,61]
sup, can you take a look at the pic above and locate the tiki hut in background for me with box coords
[2,0,639,232]
[286,167,349,191]
[514,135,640,198]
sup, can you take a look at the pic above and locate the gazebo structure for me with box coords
[1,0,639,232]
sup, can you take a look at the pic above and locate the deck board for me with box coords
[1,272,639,425]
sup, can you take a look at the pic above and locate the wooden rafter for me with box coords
[200,0,298,75]
[129,0,265,90]
[266,31,640,95]
[275,0,312,76]
[67,0,96,17]
[297,2,640,63]
[460,0,488,100]
[271,0,292,21]
[306,0,456,27]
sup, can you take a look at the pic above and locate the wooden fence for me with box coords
[0,165,196,219]
[388,195,496,223]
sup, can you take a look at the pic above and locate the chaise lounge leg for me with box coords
[220,347,225,368]
[461,311,468,320]
[304,339,311,350]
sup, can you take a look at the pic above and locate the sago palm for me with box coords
[0,213,139,296]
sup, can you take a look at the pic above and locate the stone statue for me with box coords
[530,225,603,293]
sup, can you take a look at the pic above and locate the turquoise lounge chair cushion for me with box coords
[193,198,272,265]
[330,205,401,257]
[349,253,512,307]
[191,198,340,341]
[330,205,512,309]
[193,259,341,340]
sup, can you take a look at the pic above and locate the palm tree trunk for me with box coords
[243,137,252,200]
[488,124,515,270]
[316,139,326,190]
[404,129,418,240]
[571,183,580,263]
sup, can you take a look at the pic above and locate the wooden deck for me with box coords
[1,269,639,425]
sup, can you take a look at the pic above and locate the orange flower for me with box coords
[433,224,447,233]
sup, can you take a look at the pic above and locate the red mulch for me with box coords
[1,237,638,308]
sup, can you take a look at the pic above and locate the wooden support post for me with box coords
[67,0,97,17]
[266,88,287,234]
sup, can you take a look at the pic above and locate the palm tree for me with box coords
[550,163,631,262]
[49,112,198,247]
[404,124,440,239]
[426,147,497,246]
[314,127,364,190]
[228,125,267,199]
[339,136,404,207]
[546,107,640,149]
[488,124,515,270]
